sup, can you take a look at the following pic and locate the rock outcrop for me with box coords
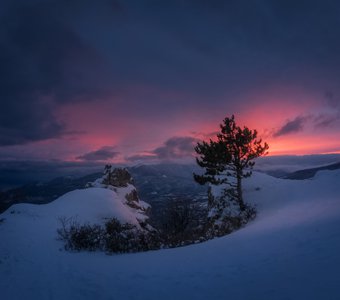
[86,165,152,230]
[102,165,134,187]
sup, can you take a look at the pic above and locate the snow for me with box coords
[51,187,149,226]
[3,187,148,228]
[1,170,340,299]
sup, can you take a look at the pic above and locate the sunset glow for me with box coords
[1,1,340,164]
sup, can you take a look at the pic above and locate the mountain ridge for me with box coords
[285,161,340,180]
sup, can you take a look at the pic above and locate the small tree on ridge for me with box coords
[194,115,269,212]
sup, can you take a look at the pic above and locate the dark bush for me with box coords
[68,223,103,251]
[57,217,104,251]
[57,204,256,253]
[160,197,209,247]
[205,204,257,238]
[58,217,161,253]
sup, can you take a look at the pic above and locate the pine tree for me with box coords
[194,115,268,212]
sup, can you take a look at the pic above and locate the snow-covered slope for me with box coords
[1,171,340,299]
[40,187,149,226]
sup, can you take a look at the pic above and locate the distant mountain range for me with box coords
[0,172,100,213]
[285,162,340,180]
[2,161,340,214]
[0,164,207,216]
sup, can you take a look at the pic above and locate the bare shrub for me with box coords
[58,217,161,253]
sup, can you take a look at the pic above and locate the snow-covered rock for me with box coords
[0,166,152,233]
[85,165,152,230]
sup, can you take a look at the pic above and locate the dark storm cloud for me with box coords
[0,1,113,145]
[127,136,198,162]
[274,116,309,137]
[2,0,340,146]
[77,147,120,161]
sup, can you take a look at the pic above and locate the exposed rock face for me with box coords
[125,189,139,204]
[102,165,133,187]
[101,165,141,208]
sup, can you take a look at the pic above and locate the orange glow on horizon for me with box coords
[53,86,339,161]
[264,134,340,156]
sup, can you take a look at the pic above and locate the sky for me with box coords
[1,0,340,166]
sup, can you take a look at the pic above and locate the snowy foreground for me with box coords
[1,171,340,300]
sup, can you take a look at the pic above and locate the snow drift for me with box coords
[1,170,340,299]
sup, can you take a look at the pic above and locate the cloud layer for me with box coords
[127,137,198,162]
[274,116,309,137]
[0,1,113,145]
[77,146,119,161]
[1,0,340,157]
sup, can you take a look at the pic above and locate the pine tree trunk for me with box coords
[207,186,214,209]
[236,172,245,211]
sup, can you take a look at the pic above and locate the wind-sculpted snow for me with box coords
[1,171,340,299]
